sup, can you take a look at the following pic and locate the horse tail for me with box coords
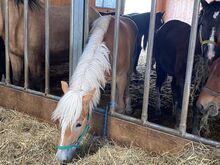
[52,16,112,130]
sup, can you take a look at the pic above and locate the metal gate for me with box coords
[0,0,220,150]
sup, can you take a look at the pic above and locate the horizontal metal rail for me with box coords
[0,82,60,101]
[108,110,220,147]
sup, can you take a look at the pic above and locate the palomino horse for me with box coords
[52,15,137,163]
[198,0,220,61]
[195,57,220,134]
[0,0,70,89]
[154,20,191,128]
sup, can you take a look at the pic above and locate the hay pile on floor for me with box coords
[1,107,220,165]
[0,107,59,165]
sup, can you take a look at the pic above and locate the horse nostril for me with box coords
[207,104,219,117]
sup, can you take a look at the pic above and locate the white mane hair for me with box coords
[52,16,112,131]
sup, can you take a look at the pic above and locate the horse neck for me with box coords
[89,7,101,27]
[0,1,25,39]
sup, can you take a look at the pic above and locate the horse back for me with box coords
[104,16,138,73]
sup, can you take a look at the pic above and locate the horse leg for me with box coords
[115,74,127,114]
[173,77,184,129]
[125,75,132,115]
[192,105,202,135]
[171,78,178,117]
[155,64,167,116]
[10,53,23,85]
[132,36,142,74]
[29,54,42,90]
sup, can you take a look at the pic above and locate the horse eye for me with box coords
[76,123,82,128]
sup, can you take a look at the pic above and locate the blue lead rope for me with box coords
[103,102,116,138]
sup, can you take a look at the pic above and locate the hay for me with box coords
[0,107,59,165]
[1,107,220,165]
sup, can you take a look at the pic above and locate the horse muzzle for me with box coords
[197,101,219,117]
[56,147,77,164]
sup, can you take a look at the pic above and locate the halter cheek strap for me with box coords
[56,113,91,150]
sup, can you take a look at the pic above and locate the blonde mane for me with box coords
[52,16,112,131]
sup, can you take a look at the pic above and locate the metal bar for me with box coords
[110,110,220,147]
[45,0,50,94]
[141,0,157,123]
[4,0,10,84]
[110,0,121,112]
[111,111,142,124]
[179,0,200,135]
[69,0,84,79]
[83,0,89,47]
[0,83,60,100]
[24,0,29,89]
[69,0,74,79]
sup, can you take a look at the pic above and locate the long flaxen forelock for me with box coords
[52,16,112,131]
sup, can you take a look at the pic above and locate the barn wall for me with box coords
[156,0,166,12]
[51,0,71,6]
[163,0,213,25]
[163,0,194,24]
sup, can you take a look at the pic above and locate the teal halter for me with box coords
[56,114,91,150]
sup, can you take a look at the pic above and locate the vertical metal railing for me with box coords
[83,0,89,47]
[69,0,84,80]
[179,0,200,135]
[69,0,74,79]
[24,0,29,89]
[110,0,121,112]
[141,0,157,123]
[4,0,10,84]
[45,0,50,95]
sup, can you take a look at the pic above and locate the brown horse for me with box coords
[196,57,220,129]
[52,13,138,163]
[0,0,70,89]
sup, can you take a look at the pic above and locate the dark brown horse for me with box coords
[0,0,70,89]
[154,20,191,128]
[52,12,138,163]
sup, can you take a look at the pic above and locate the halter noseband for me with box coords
[199,26,217,46]
[202,85,220,97]
[56,113,91,150]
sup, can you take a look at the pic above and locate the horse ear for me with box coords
[83,88,96,104]
[201,0,208,9]
[61,81,69,94]
[160,11,165,17]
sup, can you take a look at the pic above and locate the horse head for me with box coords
[198,0,220,61]
[54,81,96,163]
[196,57,220,118]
